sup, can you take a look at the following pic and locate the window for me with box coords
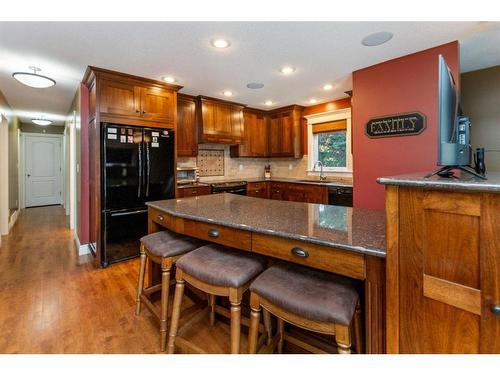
[307,112,352,174]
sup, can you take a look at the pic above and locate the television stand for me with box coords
[424,165,487,180]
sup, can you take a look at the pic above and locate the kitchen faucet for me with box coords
[314,161,327,181]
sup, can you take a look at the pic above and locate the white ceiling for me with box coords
[0,22,499,126]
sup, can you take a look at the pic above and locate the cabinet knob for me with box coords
[142,110,146,114]
[157,215,164,221]
[291,247,309,258]
[492,305,500,317]
[136,110,140,113]
[208,229,219,238]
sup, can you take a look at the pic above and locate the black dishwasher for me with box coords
[328,187,353,207]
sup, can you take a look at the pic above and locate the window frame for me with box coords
[306,108,352,176]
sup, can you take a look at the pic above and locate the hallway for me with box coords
[0,205,161,353]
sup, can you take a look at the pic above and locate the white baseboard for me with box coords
[73,231,90,256]
[8,209,19,231]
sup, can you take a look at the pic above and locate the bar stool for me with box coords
[248,261,363,354]
[135,230,205,351]
[167,244,267,354]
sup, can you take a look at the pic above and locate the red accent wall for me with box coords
[78,83,90,244]
[352,41,459,209]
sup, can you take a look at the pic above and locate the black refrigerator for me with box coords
[101,123,175,267]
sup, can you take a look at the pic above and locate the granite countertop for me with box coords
[147,193,385,257]
[377,171,500,193]
[199,177,353,188]
[177,182,210,189]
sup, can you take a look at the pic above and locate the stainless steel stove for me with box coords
[210,181,247,195]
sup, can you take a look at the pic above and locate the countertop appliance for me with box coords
[210,181,247,195]
[328,186,353,207]
[101,123,175,267]
[177,166,199,185]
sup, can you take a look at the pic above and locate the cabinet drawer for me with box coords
[252,233,366,279]
[149,207,174,229]
[183,220,251,251]
[178,186,210,198]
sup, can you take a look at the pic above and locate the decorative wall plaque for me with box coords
[365,111,426,138]
[197,149,225,176]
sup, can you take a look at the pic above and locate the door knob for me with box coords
[492,305,500,317]
[27,174,31,177]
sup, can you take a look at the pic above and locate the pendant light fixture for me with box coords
[12,66,56,88]
[32,117,52,126]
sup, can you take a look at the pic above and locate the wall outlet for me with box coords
[288,163,293,170]
[239,164,243,171]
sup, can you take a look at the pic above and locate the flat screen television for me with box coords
[425,55,486,179]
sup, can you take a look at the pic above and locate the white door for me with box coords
[25,135,62,207]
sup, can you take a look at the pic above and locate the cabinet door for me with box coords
[287,184,306,202]
[269,114,281,156]
[201,100,217,136]
[214,103,232,135]
[251,114,268,156]
[177,98,197,157]
[269,182,287,200]
[280,111,294,156]
[230,106,244,139]
[100,79,141,117]
[141,87,175,123]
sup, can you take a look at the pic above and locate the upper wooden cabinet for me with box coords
[84,66,182,128]
[197,96,245,144]
[269,105,304,158]
[177,94,198,157]
[230,108,269,158]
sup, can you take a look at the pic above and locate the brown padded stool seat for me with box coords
[176,244,267,288]
[250,261,359,326]
[140,230,204,257]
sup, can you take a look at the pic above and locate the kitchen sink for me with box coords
[297,179,331,184]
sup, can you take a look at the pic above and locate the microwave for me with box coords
[177,167,199,184]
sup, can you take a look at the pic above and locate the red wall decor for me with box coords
[352,41,459,209]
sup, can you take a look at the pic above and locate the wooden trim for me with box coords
[423,274,481,315]
[422,190,481,216]
[197,95,246,108]
[312,119,347,134]
[385,185,399,354]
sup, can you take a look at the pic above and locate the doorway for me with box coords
[22,133,63,207]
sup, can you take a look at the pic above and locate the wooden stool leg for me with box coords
[230,299,242,354]
[277,318,285,354]
[248,293,261,354]
[334,324,352,354]
[353,303,363,354]
[208,294,216,326]
[135,245,147,316]
[160,266,172,352]
[263,309,272,345]
[167,273,185,354]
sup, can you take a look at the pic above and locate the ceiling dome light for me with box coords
[12,66,56,88]
[222,90,233,97]
[361,31,393,46]
[280,66,295,75]
[212,39,230,48]
[309,99,318,104]
[162,76,176,83]
[265,100,274,106]
[32,118,52,126]
[323,84,333,90]
[246,82,264,89]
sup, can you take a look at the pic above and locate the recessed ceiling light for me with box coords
[323,84,333,90]
[212,39,230,49]
[12,66,56,88]
[309,99,318,104]
[32,118,52,126]
[162,76,176,84]
[265,100,274,106]
[280,66,295,75]
[361,31,393,46]
[222,90,233,97]
[246,82,264,89]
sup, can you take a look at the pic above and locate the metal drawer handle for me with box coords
[157,215,164,221]
[208,229,219,238]
[291,247,309,258]
[492,305,500,317]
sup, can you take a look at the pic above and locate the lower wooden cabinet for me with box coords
[246,182,269,199]
[249,181,328,204]
[385,186,500,353]
[177,185,210,198]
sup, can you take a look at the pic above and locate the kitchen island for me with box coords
[146,193,386,353]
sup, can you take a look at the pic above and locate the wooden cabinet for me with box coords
[287,183,328,204]
[246,182,269,199]
[177,185,210,198]
[230,109,269,157]
[198,96,245,144]
[177,94,198,157]
[269,106,304,158]
[140,87,175,123]
[385,186,500,353]
[269,182,288,201]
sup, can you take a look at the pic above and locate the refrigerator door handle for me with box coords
[146,141,150,197]
[110,209,148,217]
[138,142,142,198]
